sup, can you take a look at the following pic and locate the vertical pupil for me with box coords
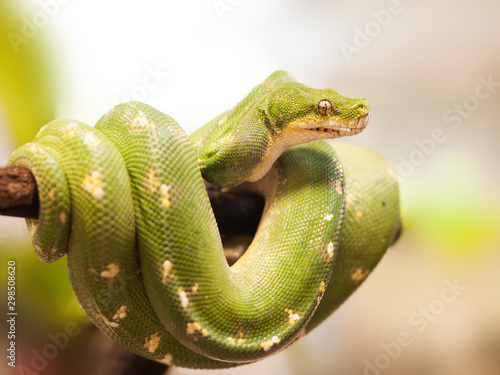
[319,100,330,115]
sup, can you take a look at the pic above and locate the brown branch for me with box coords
[0,166,264,236]
[0,166,39,218]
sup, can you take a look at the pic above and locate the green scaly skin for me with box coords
[8,71,399,369]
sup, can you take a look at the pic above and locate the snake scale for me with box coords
[8,71,400,369]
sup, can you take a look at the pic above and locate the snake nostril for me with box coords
[356,101,370,116]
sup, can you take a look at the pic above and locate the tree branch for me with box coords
[0,166,39,219]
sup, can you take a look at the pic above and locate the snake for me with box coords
[8,71,400,369]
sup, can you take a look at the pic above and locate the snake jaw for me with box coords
[297,112,370,138]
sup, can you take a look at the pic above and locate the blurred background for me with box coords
[1,0,499,374]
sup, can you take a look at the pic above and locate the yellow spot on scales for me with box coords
[131,110,157,133]
[227,331,248,345]
[319,242,335,263]
[186,322,209,338]
[355,210,363,218]
[100,263,120,278]
[350,267,370,284]
[82,171,104,200]
[197,158,206,168]
[112,306,127,321]
[324,213,334,221]
[191,283,199,295]
[98,313,119,328]
[61,121,79,140]
[160,182,183,208]
[316,280,328,304]
[260,336,281,351]
[161,260,174,284]
[59,212,66,224]
[157,354,174,366]
[97,306,127,329]
[143,166,160,194]
[326,242,334,261]
[319,280,325,293]
[178,287,189,308]
[160,184,171,208]
[144,332,161,353]
[284,308,302,327]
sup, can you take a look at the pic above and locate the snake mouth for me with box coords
[299,113,371,137]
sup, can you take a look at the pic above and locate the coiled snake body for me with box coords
[8,71,400,368]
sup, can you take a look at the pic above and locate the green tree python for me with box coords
[8,70,400,369]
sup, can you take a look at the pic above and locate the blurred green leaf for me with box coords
[401,151,500,257]
[0,0,55,146]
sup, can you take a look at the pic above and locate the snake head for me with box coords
[265,83,370,140]
[237,83,371,182]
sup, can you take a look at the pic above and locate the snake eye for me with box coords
[318,100,332,115]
